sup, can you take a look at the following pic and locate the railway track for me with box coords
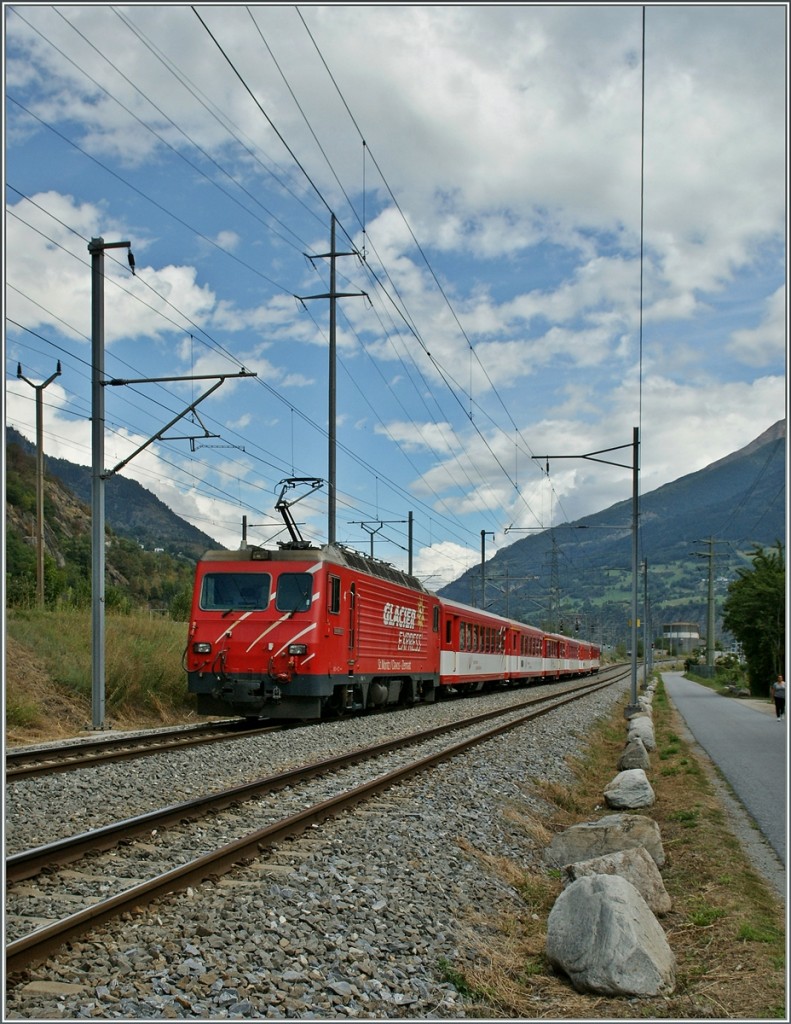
[5,718,282,780]
[6,672,625,975]
[5,667,627,780]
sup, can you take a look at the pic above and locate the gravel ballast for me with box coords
[5,680,629,1019]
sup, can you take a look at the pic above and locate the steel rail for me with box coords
[5,720,281,780]
[7,675,620,883]
[6,673,624,975]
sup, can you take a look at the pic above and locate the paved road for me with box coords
[663,672,787,865]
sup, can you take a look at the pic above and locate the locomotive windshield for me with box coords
[200,572,270,611]
[275,572,313,613]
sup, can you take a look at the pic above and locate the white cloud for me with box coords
[727,287,787,367]
[5,5,786,564]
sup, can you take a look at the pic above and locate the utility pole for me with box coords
[89,236,254,729]
[548,533,560,631]
[693,537,718,676]
[348,517,410,559]
[89,237,131,730]
[643,558,650,688]
[481,530,495,608]
[533,427,641,713]
[17,361,62,607]
[297,214,366,545]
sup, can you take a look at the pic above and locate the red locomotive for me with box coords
[185,480,599,719]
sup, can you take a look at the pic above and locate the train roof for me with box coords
[438,596,542,631]
[198,543,433,595]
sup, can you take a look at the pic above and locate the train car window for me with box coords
[433,605,440,632]
[445,619,452,645]
[275,573,313,612]
[329,575,341,615]
[200,572,270,611]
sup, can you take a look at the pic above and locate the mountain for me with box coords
[438,421,786,647]
[6,422,785,639]
[5,426,221,562]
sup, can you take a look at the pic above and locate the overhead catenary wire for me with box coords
[4,6,673,577]
[6,64,504,548]
[7,9,536,544]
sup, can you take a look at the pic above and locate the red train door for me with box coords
[348,582,357,664]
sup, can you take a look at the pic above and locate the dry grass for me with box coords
[442,679,787,1019]
[5,633,204,745]
[5,610,207,743]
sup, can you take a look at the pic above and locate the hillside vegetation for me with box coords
[5,437,198,615]
[6,609,198,743]
[440,421,786,647]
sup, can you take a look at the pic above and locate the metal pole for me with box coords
[297,218,364,546]
[408,511,413,576]
[89,237,130,730]
[643,558,649,689]
[629,426,640,710]
[481,530,494,609]
[90,238,107,730]
[35,385,44,605]
[17,362,61,606]
[328,215,337,545]
[706,537,715,674]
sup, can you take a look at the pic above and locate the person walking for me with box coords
[770,674,785,720]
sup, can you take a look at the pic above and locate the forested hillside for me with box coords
[439,421,786,649]
[6,427,219,561]
[5,436,205,614]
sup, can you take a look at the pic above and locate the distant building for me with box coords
[663,622,700,654]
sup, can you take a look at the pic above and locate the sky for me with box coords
[3,3,787,589]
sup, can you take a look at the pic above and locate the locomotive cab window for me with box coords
[276,572,313,612]
[200,572,270,611]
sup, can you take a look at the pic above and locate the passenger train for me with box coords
[185,530,599,721]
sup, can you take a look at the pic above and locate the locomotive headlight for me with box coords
[288,643,307,655]
[192,642,212,654]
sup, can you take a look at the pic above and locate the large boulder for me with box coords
[562,846,671,915]
[545,813,665,868]
[626,716,656,751]
[604,768,656,809]
[546,874,676,995]
[617,735,651,771]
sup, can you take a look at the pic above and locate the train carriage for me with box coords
[508,620,547,684]
[438,600,509,692]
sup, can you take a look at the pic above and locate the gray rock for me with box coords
[626,716,656,750]
[545,813,665,868]
[604,768,656,809]
[562,846,671,915]
[617,735,651,771]
[546,874,676,995]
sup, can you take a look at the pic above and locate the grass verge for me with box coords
[443,676,786,1019]
[6,608,198,741]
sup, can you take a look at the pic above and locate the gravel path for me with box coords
[5,679,629,1019]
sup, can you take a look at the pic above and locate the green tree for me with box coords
[722,542,785,695]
